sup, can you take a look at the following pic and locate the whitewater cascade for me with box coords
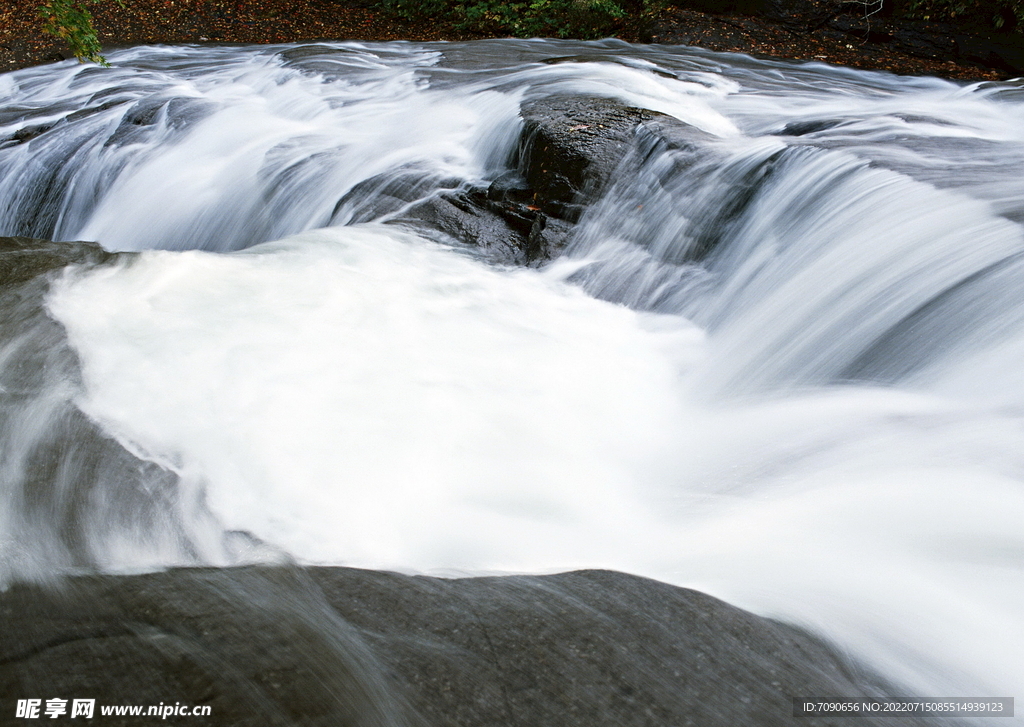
[1,39,1023,709]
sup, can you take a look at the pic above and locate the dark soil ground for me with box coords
[2,0,1022,81]
[642,4,1015,80]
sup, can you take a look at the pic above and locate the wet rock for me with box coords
[0,236,115,287]
[104,96,215,148]
[525,213,575,262]
[0,565,946,727]
[0,568,407,727]
[400,189,539,265]
[779,119,849,136]
[517,96,662,221]
[0,124,57,150]
[399,96,715,266]
[330,169,463,226]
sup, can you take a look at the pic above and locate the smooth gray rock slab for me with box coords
[0,566,949,727]
[0,236,116,288]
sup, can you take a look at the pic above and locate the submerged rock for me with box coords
[399,187,540,266]
[0,565,944,727]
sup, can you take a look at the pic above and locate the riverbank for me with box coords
[1,0,1021,81]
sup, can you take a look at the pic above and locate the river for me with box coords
[1,38,1022,709]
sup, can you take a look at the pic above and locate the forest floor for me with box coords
[1,0,1021,81]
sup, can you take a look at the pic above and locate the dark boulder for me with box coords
[0,565,945,727]
[398,96,716,266]
[516,96,664,222]
[398,186,541,266]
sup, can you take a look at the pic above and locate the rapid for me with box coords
[1,38,1022,708]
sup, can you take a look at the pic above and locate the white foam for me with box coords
[48,226,702,573]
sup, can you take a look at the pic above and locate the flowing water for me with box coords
[1,39,1023,708]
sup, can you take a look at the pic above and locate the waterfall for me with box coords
[1,38,1022,709]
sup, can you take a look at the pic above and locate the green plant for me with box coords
[380,0,628,39]
[38,0,124,65]
[463,0,626,38]
[385,0,451,19]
